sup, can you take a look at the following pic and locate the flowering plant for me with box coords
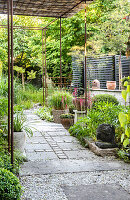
[48,90,73,110]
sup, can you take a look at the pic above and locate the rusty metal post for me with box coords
[44,30,47,101]
[10,0,14,165]
[84,1,87,113]
[60,17,62,88]
[42,29,44,106]
[7,0,10,152]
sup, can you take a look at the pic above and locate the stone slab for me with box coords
[20,160,124,176]
[64,150,97,159]
[62,184,130,200]
[25,143,52,151]
[26,152,58,161]
[26,137,47,144]
[58,143,85,150]
[88,141,118,157]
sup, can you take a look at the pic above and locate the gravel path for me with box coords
[20,109,130,200]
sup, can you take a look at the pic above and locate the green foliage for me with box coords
[0,77,8,97]
[69,104,76,114]
[14,82,43,106]
[69,101,124,141]
[0,97,8,120]
[92,94,119,107]
[117,149,130,162]
[36,106,53,122]
[0,60,2,79]
[0,128,24,174]
[121,76,129,88]
[27,70,36,80]
[48,90,73,110]
[69,117,90,140]
[0,0,129,82]
[119,76,130,148]
[60,113,74,119]
[14,111,33,136]
[0,168,21,200]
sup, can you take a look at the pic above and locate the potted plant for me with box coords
[48,90,73,123]
[60,113,74,129]
[13,111,33,156]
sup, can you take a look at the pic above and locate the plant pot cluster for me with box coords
[48,90,74,126]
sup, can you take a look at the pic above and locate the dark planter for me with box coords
[60,118,74,130]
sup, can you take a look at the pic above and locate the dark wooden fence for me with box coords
[72,55,130,90]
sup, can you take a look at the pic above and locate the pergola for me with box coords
[0,0,93,164]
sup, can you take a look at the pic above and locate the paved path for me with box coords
[20,109,130,200]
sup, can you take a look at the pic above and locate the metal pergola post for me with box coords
[60,17,62,88]
[10,0,14,165]
[42,29,45,106]
[84,0,87,113]
[7,0,10,153]
[44,29,47,101]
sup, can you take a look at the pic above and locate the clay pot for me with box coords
[106,81,116,90]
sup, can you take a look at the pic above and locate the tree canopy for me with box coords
[0,0,129,83]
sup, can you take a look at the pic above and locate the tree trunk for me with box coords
[22,73,25,90]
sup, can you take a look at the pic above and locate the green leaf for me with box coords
[125,128,130,137]
[127,85,130,94]
[121,90,127,101]
[124,81,128,86]
[119,112,127,128]
[123,138,129,147]
[121,133,124,143]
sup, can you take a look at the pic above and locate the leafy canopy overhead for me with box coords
[0,0,129,81]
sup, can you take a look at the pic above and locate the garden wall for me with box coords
[90,89,129,106]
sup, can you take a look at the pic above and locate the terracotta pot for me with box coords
[106,81,116,90]
[14,131,26,156]
[52,109,68,123]
[60,118,74,130]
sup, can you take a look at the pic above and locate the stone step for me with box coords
[19,159,127,176]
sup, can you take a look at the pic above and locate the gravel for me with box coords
[20,168,130,200]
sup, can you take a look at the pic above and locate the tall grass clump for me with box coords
[48,90,73,110]
[14,82,43,107]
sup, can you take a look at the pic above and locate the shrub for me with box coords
[69,117,91,140]
[0,97,8,120]
[14,81,43,106]
[36,106,53,122]
[92,94,119,107]
[0,168,21,200]
[69,102,124,141]
[69,104,76,114]
[48,90,73,110]
[60,113,74,119]
[0,77,8,97]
